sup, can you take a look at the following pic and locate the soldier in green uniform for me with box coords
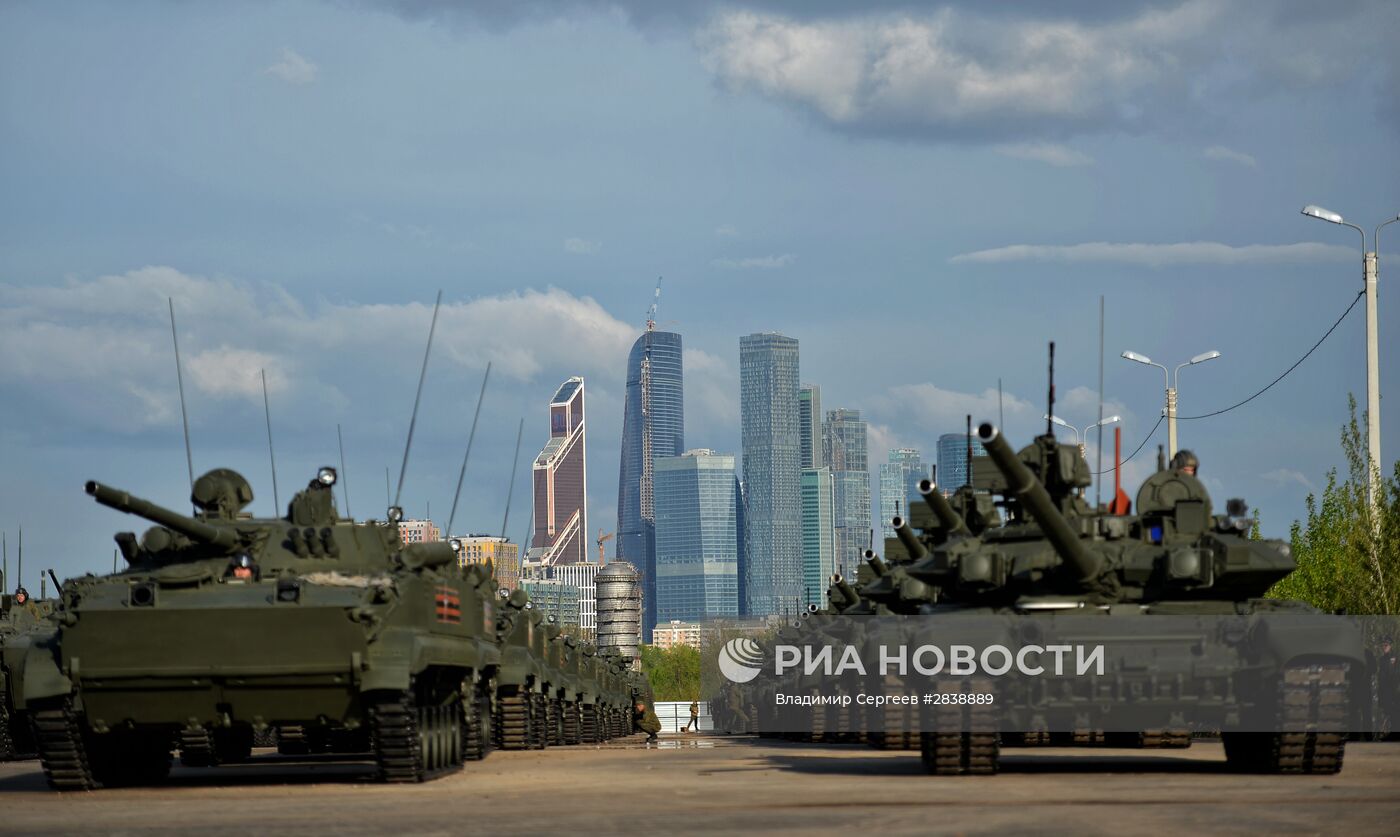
[632,680,661,742]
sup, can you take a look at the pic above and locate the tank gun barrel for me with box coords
[917,479,968,536]
[85,480,239,549]
[975,424,1100,584]
[891,516,929,560]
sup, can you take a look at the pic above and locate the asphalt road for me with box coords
[4,737,1400,835]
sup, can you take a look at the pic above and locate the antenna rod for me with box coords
[113,548,118,575]
[998,377,1004,429]
[394,290,443,510]
[17,527,22,593]
[1096,297,1105,509]
[337,424,352,518]
[1047,341,1056,437]
[447,362,492,538]
[3,531,8,592]
[262,368,280,515]
[169,298,195,503]
[385,467,391,510]
[965,414,972,489]
[501,417,525,539]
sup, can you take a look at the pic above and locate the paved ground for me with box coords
[3,736,1400,835]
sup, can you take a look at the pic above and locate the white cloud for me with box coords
[564,237,601,255]
[714,224,739,237]
[949,241,1356,266]
[265,48,319,85]
[682,347,738,428]
[876,383,1035,432]
[1203,145,1257,167]
[994,142,1093,167]
[711,253,795,269]
[0,268,636,432]
[1262,468,1317,493]
[698,3,1221,139]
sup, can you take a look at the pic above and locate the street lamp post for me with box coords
[1301,204,1399,517]
[1044,413,1122,461]
[1122,350,1220,459]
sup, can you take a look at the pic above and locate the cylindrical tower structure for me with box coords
[596,560,642,662]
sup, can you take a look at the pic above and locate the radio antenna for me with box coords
[3,531,7,592]
[500,417,525,539]
[168,298,195,504]
[447,362,492,538]
[262,368,281,515]
[394,290,443,511]
[337,424,352,518]
[1047,341,1056,437]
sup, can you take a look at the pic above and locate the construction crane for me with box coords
[645,277,662,331]
[597,529,614,564]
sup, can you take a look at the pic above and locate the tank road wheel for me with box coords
[1225,662,1349,775]
[277,725,310,755]
[496,689,531,750]
[562,701,581,745]
[180,727,219,767]
[462,682,491,762]
[88,730,172,788]
[919,681,1000,776]
[31,698,97,791]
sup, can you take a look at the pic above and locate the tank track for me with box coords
[1139,729,1191,748]
[371,686,463,783]
[530,693,548,749]
[580,704,599,743]
[180,727,219,767]
[277,725,310,755]
[462,684,489,761]
[546,698,563,746]
[495,691,532,750]
[0,699,14,761]
[31,699,96,791]
[562,701,581,745]
[919,682,1000,775]
[1224,661,1348,774]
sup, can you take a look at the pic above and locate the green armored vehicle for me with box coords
[1,587,55,761]
[493,589,548,750]
[875,421,1366,775]
[18,466,500,790]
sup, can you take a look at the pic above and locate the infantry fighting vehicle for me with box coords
[17,466,502,789]
[1,589,55,761]
[861,420,1366,775]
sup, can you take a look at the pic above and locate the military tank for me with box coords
[866,421,1368,775]
[1,588,56,761]
[16,466,502,790]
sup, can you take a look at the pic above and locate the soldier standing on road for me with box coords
[682,698,699,732]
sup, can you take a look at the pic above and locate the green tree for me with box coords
[638,644,701,701]
[1268,396,1400,614]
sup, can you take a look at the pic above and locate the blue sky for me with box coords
[2,0,1397,585]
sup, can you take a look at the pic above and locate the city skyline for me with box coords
[4,0,1397,587]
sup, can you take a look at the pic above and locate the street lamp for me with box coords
[1044,414,1121,461]
[1122,350,1220,458]
[1301,203,1399,517]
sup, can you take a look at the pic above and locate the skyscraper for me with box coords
[878,448,928,539]
[824,408,870,579]
[653,449,740,626]
[739,333,802,617]
[531,377,588,565]
[798,384,822,469]
[937,432,987,494]
[615,328,684,636]
[800,466,834,608]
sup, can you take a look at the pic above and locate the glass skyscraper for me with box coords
[654,450,741,625]
[615,328,683,635]
[824,408,870,579]
[878,448,928,539]
[937,432,987,494]
[800,467,834,608]
[798,384,822,469]
[531,377,588,564]
[739,333,802,617]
